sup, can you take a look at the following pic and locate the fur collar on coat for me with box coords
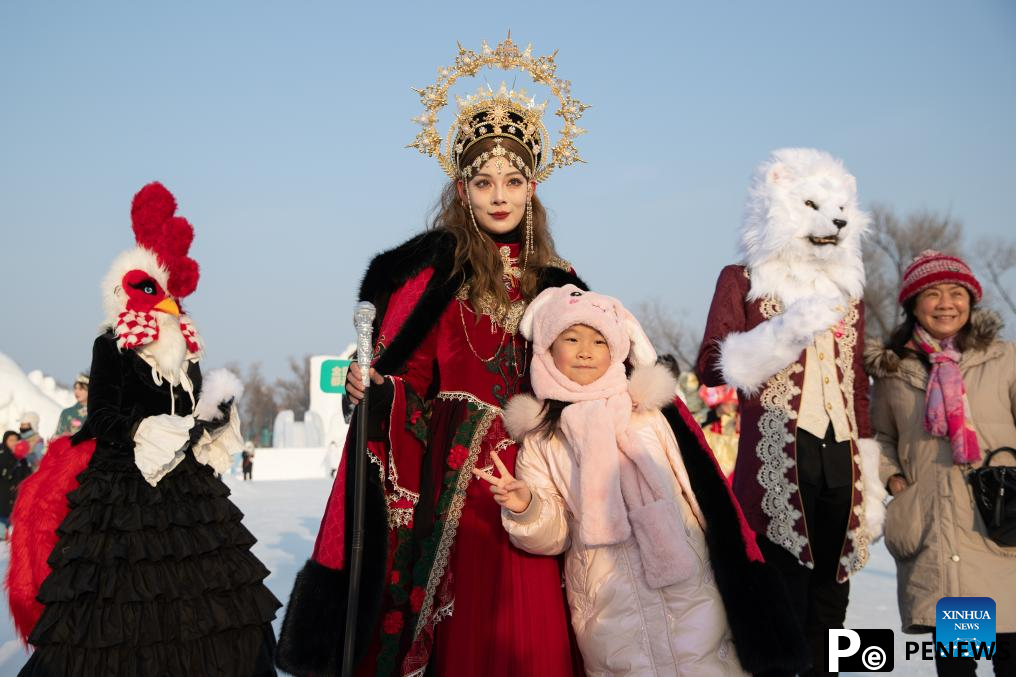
[865,309,1004,379]
[358,229,587,376]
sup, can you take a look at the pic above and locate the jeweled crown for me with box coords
[409,34,589,183]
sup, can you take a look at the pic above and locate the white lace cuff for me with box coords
[193,404,242,475]
[133,414,193,486]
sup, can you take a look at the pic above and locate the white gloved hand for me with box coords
[133,414,194,486]
[780,295,848,344]
[193,404,243,475]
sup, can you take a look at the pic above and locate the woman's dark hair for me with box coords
[3,430,19,451]
[533,400,569,440]
[886,289,977,367]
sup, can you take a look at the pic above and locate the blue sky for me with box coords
[3,1,1014,381]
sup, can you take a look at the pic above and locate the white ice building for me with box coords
[257,348,355,480]
[0,351,75,437]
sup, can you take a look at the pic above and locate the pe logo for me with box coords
[828,629,894,672]
[936,597,996,659]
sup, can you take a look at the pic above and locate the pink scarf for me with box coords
[530,354,696,588]
[912,325,981,464]
[530,356,633,545]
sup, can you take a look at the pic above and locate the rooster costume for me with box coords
[278,37,588,677]
[9,183,280,676]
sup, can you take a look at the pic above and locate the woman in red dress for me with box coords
[277,36,589,677]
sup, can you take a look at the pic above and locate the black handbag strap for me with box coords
[983,446,1016,468]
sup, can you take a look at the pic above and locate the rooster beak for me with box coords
[154,297,181,316]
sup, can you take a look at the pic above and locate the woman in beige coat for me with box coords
[474,285,808,677]
[867,251,1016,676]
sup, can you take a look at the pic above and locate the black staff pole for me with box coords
[342,301,376,677]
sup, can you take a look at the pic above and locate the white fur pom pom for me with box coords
[502,395,544,441]
[857,437,887,542]
[628,363,678,412]
[194,369,244,422]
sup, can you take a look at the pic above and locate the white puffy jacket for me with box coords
[503,408,747,677]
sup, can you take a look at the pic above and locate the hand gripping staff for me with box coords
[343,301,376,677]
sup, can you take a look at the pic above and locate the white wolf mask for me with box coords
[740,148,870,306]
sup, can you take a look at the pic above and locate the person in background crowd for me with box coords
[242,441,255,481]
[54,373,89,437]
[699,384,740,478]
[15,413,45,472]
[676,369,709,425]
[1,431,30,540]
[866,250,1016,676]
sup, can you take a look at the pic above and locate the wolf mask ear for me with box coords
[767,162,790,186]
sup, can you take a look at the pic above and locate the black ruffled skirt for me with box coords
[20,444,281,676]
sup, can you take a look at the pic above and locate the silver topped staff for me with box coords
[342,301,376,677]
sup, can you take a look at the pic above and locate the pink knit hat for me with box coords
[899,250,982,305]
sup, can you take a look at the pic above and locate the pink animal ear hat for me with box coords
[515,286,696,589]
[519,284,657,401]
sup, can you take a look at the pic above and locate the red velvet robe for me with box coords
[312,242,577,677]
[697,264,873,583]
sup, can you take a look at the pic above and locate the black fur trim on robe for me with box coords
[278,232,586,675]
[276,414,388,676]
[358,229,588,376]
[661,403,810,675]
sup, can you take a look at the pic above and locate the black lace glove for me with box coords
[188,418,208,449]
[203,398,234,434]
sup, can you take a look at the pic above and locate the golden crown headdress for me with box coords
[409,34,589,183]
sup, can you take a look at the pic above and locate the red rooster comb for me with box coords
[130,182,200,298]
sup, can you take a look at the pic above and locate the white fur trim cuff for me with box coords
[133,414,193,486]
[857,437,887,542]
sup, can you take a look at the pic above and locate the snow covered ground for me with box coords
[0,477,993,675]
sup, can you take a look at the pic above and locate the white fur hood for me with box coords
[502,363,678,440]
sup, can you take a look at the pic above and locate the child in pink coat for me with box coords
[474,285,807,676]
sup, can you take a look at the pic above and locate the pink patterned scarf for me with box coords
[912,325,981,464]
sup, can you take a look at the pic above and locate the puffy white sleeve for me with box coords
[133,414,193,486]
[501,437,571,556]
[193,404,243,475]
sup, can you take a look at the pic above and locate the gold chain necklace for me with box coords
[457,300,528,377]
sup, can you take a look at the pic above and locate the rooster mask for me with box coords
[102,182,202,356]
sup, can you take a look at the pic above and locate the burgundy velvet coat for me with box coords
[697,264,873,582]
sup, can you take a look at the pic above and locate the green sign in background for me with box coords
[320,359,353,394]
